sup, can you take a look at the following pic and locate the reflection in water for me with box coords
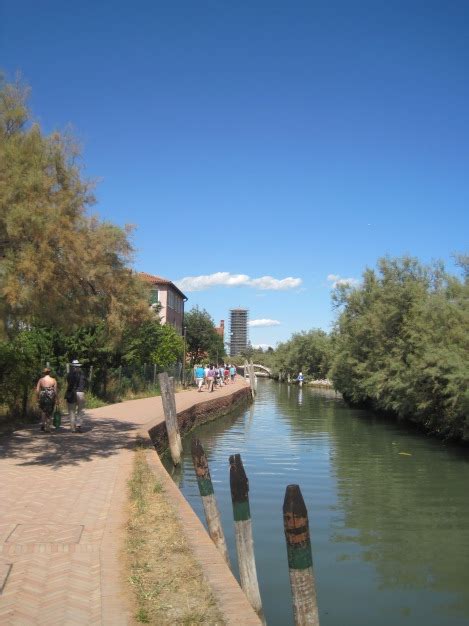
[166,380,469,626]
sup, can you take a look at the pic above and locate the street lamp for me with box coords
[182,325,187,388]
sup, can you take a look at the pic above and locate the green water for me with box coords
[166,380,469,625]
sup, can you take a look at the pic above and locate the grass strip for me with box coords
[125,448,225,625]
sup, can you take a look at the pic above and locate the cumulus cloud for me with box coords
[327,274,360,288]
[248,319,281,327]
[252,343,273,350]
[176,272,302,292]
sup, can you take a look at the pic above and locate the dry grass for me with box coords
[125,448,225,625]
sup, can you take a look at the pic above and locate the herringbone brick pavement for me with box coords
[0,380,247,624]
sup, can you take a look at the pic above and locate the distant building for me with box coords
[230,308,248,356]
[139,272,188,335]
[215,320,225,339]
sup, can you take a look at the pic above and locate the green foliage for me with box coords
[0,74,150,340]
[273,329,332,379]
[0,75,186,420]
[185,306,224,364]
[152,324,184,369]
[331,256,469,440]
[0,327,53,415]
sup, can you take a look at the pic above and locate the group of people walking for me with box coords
[193,364,237,392]
[35,360,87,433]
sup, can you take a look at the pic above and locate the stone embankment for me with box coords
[0,378,260,625]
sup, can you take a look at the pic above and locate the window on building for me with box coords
[150,288,159,305]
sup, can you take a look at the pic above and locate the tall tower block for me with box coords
[230,308,249,356]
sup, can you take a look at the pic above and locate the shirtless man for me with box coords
[36,368,58,432]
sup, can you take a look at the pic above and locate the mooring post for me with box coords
[229,453,265,622]
[250,359,257,392]
[283,484,320,626]
[191,438,231,567]
[158,372,182,465]
[248,361,256,398]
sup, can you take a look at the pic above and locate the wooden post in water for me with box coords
[158,372,182,465]
[191,438,231,567]
[250,359,257,393]
[283,485,320,626]
[229,453,265,622]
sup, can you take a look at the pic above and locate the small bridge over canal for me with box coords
[237,364,272,377]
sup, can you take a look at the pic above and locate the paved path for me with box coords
[0,379,247,625]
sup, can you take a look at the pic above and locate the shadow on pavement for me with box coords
[0,413,141,468]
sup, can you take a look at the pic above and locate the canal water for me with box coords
[165,379,469,626]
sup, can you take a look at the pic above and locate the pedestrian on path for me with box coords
[36,368,57,432]
[194,364,205,391]
[206,365,216,392]
[65,359,87,432]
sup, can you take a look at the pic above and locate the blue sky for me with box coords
[2,1,468,347]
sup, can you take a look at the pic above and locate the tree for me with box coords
[0,75,150,340]
[330,256,469,440]
[273,329,332,379]
[152,324,184,370]
[185,306,224,364]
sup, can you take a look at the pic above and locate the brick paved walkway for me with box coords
[0,380,247,625]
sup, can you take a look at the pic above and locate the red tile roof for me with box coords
[138,272,187,300]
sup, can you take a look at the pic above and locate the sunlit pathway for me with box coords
[0,379,247,625]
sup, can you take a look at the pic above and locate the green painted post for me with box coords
[191,438,231,567]
[229,453,265,623]
[283,485,320,626]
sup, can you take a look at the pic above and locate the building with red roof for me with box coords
[139,272,188,335]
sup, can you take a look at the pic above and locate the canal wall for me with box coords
[142,383,261,625]
[148,385,252,453]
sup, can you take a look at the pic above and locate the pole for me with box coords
[250,359,257,392]
[191,438,231,567]
[229,453,265,622]
[182,326,187,387]
[283,485,320,626]
[153,363,157,386]
[158,372,182,465]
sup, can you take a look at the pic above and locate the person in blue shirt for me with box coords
[297,371,304,387]
[194,364,205,392]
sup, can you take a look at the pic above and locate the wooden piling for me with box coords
[250,359,258,392]
[158,372,182,465]
[245,361,256,398]
[229,453,264,622]
[283,485,320,626]
[191,438,231,567]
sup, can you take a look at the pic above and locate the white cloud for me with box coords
[176,272,302,292]
[248,276,302,290]
[252,343,273,350]
[249,319,281,327]
[327,274,360,288]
